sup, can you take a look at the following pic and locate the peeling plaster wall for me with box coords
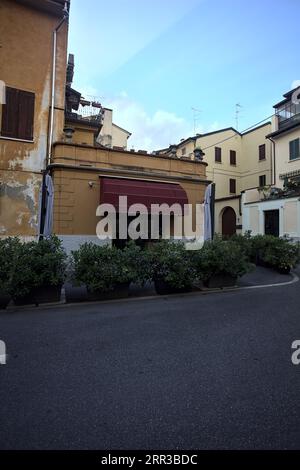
[0,0,68,236]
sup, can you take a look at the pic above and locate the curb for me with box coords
[4,272,299,313]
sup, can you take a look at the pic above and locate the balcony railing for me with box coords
[66,100,103,127]
[276,100,300,130]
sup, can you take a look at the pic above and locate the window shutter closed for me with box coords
[289,139,300,160]
[1,87,19,138]
[18,90,35,140]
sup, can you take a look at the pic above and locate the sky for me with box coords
[68,0,300,151]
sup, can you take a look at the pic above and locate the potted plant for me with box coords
[148,240,195,295]
[11,236,66,306]
[194,236,253,288]
[263,237,300,274]
[0,237,20,310]
[70,242,147,301]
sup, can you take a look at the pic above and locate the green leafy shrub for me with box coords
[262,237,300,272]
[148,240,195,289]
[0,237,20,296]
[10,235,67,299]
[193,236,254,282]
[71,242,149,293]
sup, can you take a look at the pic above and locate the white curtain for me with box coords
[204,183,212,241]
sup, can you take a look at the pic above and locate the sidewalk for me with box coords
[64,265,296,303]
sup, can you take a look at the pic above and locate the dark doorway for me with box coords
[264,210,279,237]
[222,207,236,237]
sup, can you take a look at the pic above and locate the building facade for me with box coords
[242,87,300,240]
[0,0,69,239]
[97,108,131,150]
[159,122,272,237]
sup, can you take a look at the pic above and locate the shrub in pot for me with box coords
[262,237,300,274]
[0,237,20,309]
[248,234,280,266]
[11,236,66,306]
[148,240,195,295]
[70,242,149,301]
[194,236,253,288]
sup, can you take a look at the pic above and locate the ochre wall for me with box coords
[0,0,68,237]
[52,144,207,239]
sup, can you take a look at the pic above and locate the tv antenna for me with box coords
[235,103,242,130]
[191,107,202,134]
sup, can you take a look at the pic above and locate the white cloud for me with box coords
[291,80,300,90]
[105,93,194,151]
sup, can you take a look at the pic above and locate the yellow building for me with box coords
[1,0,209,249]
[0,0,69,239]
[97,108,131,150]
[243,87,300,240]
[159,122,272,236]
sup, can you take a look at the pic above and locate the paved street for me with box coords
[1,272,300,450]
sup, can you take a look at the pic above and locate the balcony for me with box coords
[65,99,103,128]
[276,100,300,130]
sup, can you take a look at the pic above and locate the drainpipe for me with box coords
[40,2,69,240]
[47,1,69,167]
[267,136,276,186]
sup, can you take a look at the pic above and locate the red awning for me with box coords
[100,177,188,213]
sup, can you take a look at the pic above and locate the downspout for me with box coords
[40,2,69,240]
[267,136,276,186]
[47,2,69,166]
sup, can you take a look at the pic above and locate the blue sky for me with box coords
[68,0,300,150]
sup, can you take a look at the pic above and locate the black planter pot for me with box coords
[86,282,130,302]
[204,274,237,289]
[154,279,192,295]
[277,266,291,275]
[0,293,11,310]
[13,285,62,306]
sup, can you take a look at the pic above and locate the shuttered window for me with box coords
[289,138,300,161]
[230,150,236,165]
[229,178,236,194]
[1,87,35,140]
[259,175,266,187]
[215,146,222,162]
[259,144,266,160]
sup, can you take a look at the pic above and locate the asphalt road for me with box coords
[1,275,300,450]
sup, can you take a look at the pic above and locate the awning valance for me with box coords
[100,177,188,213]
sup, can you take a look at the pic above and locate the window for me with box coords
[259,144,266,160]
[259,175,266,187]
[181,147,186,156]
[289,138,300,161]
[1,86,35,140]
[215,146,222,162]
[230,150,236,165]
[229,178,236,194]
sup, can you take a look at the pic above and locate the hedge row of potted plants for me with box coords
[1,234,299,309]
[230,232,300,274]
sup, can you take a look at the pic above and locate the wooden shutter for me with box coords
[1,87,19,138]
[18,90,35,140]
[259,144,266,160]
[230,150,236,165]
[229,178,236,193]
[215,147,222,162]
[289,139,300,160]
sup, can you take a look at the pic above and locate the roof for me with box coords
[241,122,271,136]
[266,121,300,139]
[273,86,300,108]
[112,123,132,136]
[16,0,71,17]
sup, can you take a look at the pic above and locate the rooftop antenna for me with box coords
[235,103,242,130]
[191,107,202,135]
